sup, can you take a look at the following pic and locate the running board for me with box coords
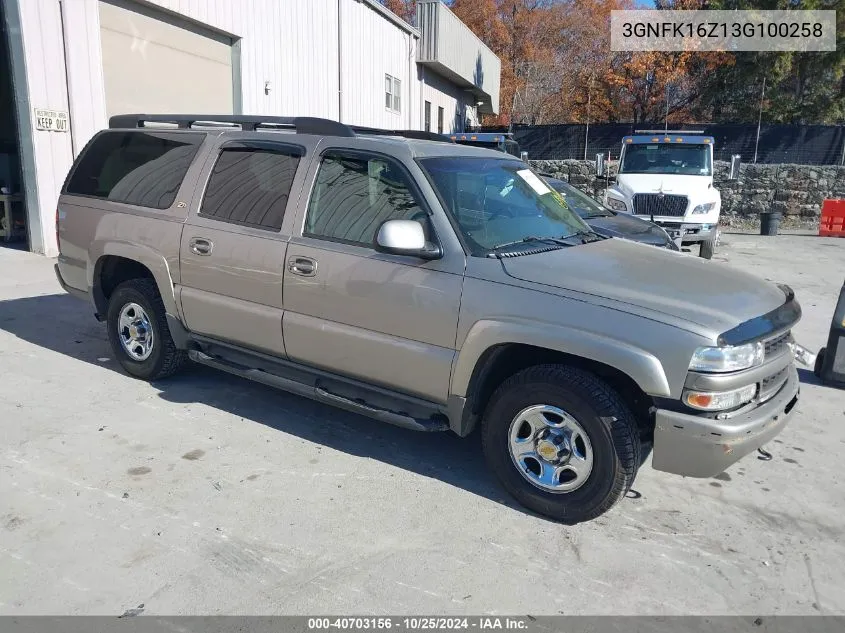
[188,350,448,433]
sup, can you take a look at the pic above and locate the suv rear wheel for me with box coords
[106,278,186,381]
[481,365,640,523]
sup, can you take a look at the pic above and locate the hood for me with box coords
[500,238,789,334]
[586,213,675,248]
[616,173,714,198]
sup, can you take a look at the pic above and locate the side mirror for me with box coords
[520,151,529,162]
[595,153,605,177]
[375,219,442,260]
[728,154,741,180]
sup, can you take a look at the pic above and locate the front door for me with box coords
[178,138,308,356]
[282,148,465,403]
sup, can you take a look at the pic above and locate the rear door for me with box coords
[177,135,312,356]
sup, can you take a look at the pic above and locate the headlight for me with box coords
[691,202,716,215]
[685,384,757,411]
[689,342,765,372]
[606,198,627,212]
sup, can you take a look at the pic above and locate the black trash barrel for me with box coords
[818,279,845,388]
[760,212,781,236]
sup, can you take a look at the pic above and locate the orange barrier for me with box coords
[820,199,845,237]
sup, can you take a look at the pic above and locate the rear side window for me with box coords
[65,131,204,209]
[305,152,428,247]
[199,148,301,231]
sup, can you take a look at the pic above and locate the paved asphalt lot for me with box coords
[1,232,844,616]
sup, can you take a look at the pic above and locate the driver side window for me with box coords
[305,152,430,247]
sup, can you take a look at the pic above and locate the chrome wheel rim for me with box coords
[118,302,154,361]
[507,404,594,493]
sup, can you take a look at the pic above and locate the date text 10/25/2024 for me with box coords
[308,617,530,630]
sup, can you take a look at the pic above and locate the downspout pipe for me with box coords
[337,0,343,122]
[408,32,413,129]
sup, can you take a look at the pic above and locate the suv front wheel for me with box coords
[482,365,641,523]
[106,278,187,381]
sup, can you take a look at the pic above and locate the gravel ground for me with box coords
[0,233,843,616]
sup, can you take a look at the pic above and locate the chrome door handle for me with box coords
[189,237,213,256]
[288,256,316,276]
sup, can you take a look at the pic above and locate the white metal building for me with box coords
[0,0,500,256]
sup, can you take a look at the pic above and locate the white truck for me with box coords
[601,131,739,259]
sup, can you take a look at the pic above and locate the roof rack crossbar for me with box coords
[351,126,453,143]
[108,114,356,137]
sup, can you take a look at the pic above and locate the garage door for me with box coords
[99,0,234,117]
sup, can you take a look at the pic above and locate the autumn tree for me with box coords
[381,0,417,24]
[555,0,633,123]
[382,0,841,124]
[450,0,568,125]
[684,0,844,124]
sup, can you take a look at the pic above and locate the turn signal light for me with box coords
[687,393,714,408]
[684,384,758,411]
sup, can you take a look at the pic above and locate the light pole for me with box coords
[753,77,766,164]
[584,73,594,160]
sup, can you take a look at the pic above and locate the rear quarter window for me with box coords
[64,131,205,209]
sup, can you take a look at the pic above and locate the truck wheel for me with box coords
[699,236,716,259]
[106,278,187,381]
[481,365,640,524]
[814,347,825,379]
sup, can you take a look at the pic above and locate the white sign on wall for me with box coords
[34,109,69,132]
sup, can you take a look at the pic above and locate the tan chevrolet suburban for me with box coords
[55,114,803,523]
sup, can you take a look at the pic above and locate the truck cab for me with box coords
[604,131,725,259]
[450,132,521,158]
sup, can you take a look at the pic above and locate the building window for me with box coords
[424,101,431,132]
[437,106,444,134]
[385,74,401,113]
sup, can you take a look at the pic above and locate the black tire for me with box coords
[106,278,187,381]
[481,364,640,524]
[699,236,716,259]
[814,347,825,379]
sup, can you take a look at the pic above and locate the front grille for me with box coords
[632,193,688,217]
[764,332,791,359]
[759,367,789,402]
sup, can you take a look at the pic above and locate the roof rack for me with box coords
[352,126,453,143]
[108,114,356,137]
[633,129,705,134]
[108,114,455,144]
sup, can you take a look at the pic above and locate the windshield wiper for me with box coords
[487,235,570,257]
[561,229,605,244]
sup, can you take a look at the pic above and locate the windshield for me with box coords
[546,179,611,219]
[619,143,712,176]
[420,157,591,256]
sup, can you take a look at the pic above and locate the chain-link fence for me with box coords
[507,123,845,165]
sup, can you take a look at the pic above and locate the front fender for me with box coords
[450,318,672,400]
[88,240,179,316]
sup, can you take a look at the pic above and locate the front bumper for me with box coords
[644,221,717,244]
[652,366,799,477]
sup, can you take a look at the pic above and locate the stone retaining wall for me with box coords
[529,159,845,218]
